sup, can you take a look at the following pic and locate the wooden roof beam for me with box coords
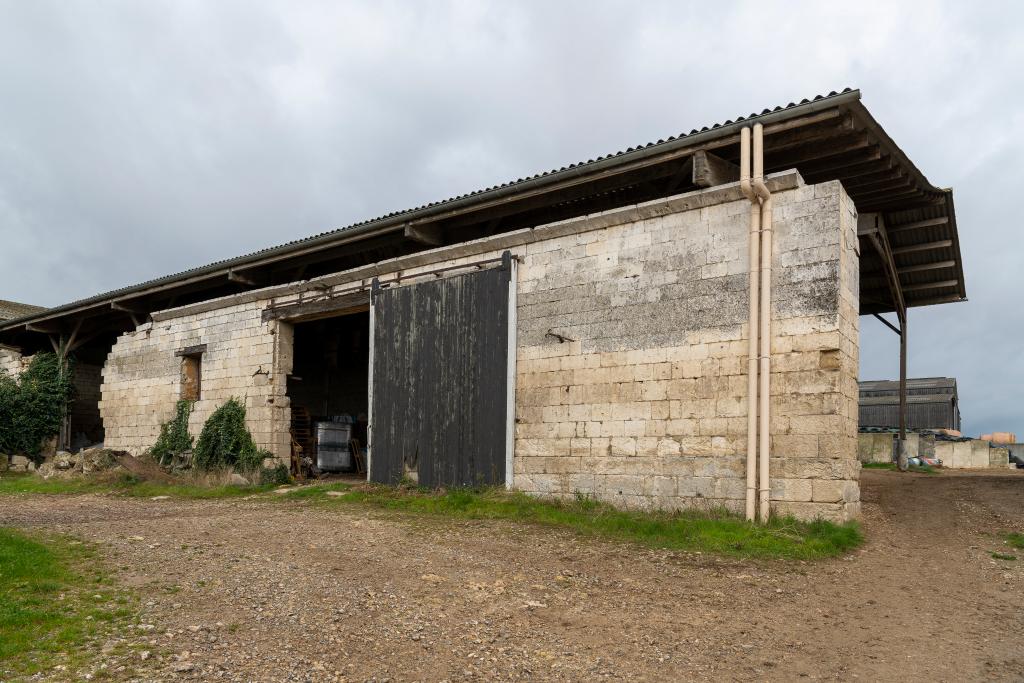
[887,217,949,233]
[892,240,953,256]
[227,270,261,287]
[850,183,921,202]
[897,260,957,274]
[840,167,905,188]
[26,321,61,334]
[692,150,739,188]
[404,224,444,247]
[901,279,959,292]
[111,300,147,314]
[797,149,885,177]
[906,293,967,307]
[764,132,874,170]
[760,114,856,154]
[859,193,945,212]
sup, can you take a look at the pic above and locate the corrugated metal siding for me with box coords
[860,401,959,431]
[859,378,961,430]
[369,266,510,487]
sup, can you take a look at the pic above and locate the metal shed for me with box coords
[859,377,961,431]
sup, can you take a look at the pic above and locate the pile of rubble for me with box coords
[1,447,129,478]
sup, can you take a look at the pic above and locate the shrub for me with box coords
[0,353,75,460]
[150,400,194,465]
[259,463,292,486]
[193,398,271,472]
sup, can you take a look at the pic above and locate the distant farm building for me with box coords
[859,377,961,431]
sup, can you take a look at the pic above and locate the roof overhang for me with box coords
[0,88,965,347]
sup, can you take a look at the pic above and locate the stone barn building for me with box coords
[0,90,966,522]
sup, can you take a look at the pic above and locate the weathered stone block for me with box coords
[772,478,813,502]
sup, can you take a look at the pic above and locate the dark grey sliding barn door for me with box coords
[368,257,513,488]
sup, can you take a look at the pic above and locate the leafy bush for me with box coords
[149,400,194,465]
[193,398,271,472]
[0,353,75,460]
[259,463,292,486]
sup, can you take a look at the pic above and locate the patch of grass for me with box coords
[0,471,276,499]
[326,486,862,560]
[991,552,1017,561]
[1005,532,1024,550]
[0,527,137,679]
[861,462,937,474]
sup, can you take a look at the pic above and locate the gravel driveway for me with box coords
[2,469,1023,682]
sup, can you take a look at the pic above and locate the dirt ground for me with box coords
[2,469,1023,682]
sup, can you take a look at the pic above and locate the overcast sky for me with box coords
[1,1,1021,437]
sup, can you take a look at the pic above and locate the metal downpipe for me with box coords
[740,126,759,523]
[751,123,773,522]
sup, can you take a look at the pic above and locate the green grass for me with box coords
[0,473,862,560]
[0,471,276,499]
[321,486,862,560]
[861,462,938,474]
[1005,532,1024,550]
[991,552,1017,561]
[0,527,137,679]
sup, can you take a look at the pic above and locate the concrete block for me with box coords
[944,440,991,469]
[990,448,1010,468]
[857,433,893,464]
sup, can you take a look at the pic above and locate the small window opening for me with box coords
[180,353,202,401]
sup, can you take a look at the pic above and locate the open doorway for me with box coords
[287,311,369,476]
[67,333,119,451]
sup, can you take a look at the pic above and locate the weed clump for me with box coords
[0,353,75,461]
[259,463,292,486]
[149,400,194,466]
[193,398,276,476]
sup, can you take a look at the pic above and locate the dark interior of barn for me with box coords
[69,340,110,449]
[287,311,369,475]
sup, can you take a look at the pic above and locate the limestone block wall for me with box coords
[99,302,292,457]
[98,170,859,520]
[511,178,860,521]
[0,347,25,376]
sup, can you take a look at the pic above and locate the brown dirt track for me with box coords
[2,469,1022,682]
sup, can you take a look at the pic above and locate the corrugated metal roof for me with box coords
[860,395,955,406]
[859,377,958,392]
[0,87,965,332]
[0,300,46,322]
[0,90,868,329]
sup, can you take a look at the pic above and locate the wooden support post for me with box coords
[112,301,150,328]
[862,213,911,470]
[872,312,901,336]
